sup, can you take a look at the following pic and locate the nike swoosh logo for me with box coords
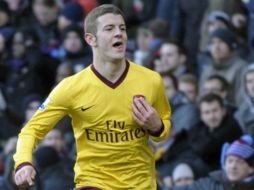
[81,105,94,111]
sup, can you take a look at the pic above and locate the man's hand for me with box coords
[14,165,36,188]
[132,96,163,135]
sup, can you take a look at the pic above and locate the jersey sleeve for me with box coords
[150,74,171,142]
[13,78,72,168]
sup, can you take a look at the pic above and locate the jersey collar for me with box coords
[91,60,130,89]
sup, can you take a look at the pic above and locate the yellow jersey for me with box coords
[14,61,171,190]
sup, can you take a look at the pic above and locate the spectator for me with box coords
[32,0,60,54]
[202,74,237,114]
[4,0,32,28]
[133,23,151,65]
[160,162,195,190]
[199,0,246,52]
[199,10,230,52]
[235,64,254,136]
[143,19,169,69]
[161,73,199,133]
[169,135,254,190]
[155,39,189,79]
[52,24,92,73]
[4,29,44,117]
[200,28,247,106]
[188,93,243,171]
[178,74,199,103]
[172,163,195,187]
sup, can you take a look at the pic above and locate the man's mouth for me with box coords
[113,42,123,48]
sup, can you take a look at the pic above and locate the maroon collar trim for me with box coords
[91,61,130,89]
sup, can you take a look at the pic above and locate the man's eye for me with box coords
[121,27,126,31]
[105,27,113,31]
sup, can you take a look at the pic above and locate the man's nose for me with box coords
[115,28,123,37]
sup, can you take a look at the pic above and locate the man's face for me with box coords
[246,71,254,98]
[210,38,231,60]
[33,4,58,26]
[64,31,83,53]
[158,44,182,73]
[200,101,225,129]
[179,82,197,102]
[225,155,254,182]
[94,13,127,61]
[203,79,227,98]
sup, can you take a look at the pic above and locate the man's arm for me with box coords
[13,78,71,187]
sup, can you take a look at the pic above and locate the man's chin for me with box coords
[112,54,125,61]
[228,175,241,182]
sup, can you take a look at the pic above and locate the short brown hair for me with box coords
[161,38,186,55]
[198,93,224,108]
[84,4,124,36]
[206,74,229,92]
[179,74,198,91]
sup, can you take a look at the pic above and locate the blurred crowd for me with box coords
[0,0,254,189]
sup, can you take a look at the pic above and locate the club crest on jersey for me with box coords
[39,97,51,111]
[133,95,145,101]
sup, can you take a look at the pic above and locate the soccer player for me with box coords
[13,4,171,190]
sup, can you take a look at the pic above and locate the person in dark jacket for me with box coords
[188,93,243,171]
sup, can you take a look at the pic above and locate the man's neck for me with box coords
[93,58,126,83]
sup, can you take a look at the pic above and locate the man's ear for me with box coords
[85,33,97,47]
